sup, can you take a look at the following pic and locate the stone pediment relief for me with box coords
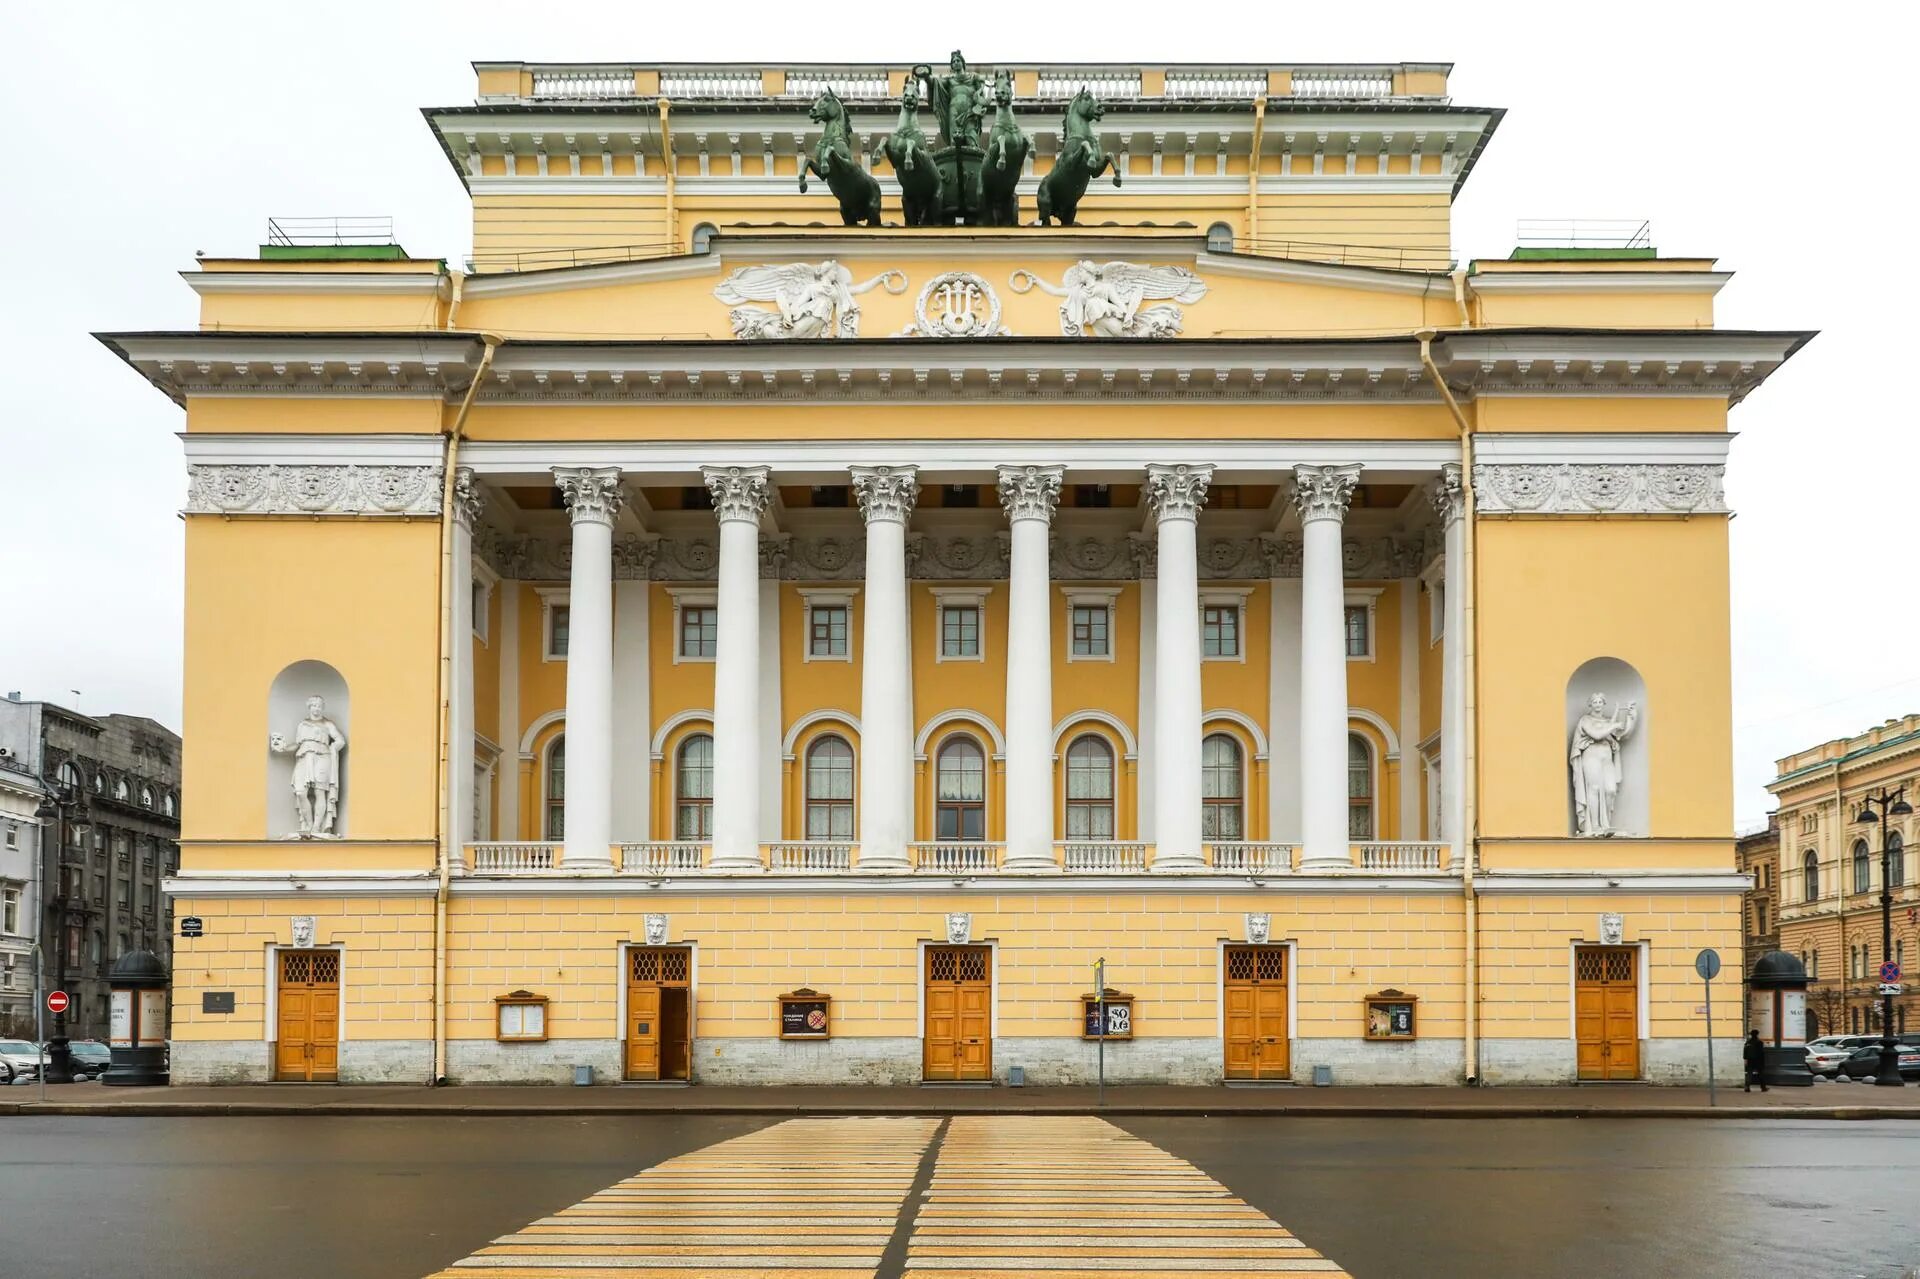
[714,261,907,338]
[1012,262,1207,338]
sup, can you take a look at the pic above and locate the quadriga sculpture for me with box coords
[1036,87,1121,227]
[878,80,945,226]
[799,87,882,227]
[980,67,1031,227]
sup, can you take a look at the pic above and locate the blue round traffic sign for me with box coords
[1880,960,1901,983]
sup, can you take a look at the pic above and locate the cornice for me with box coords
[1196,251,1445,297]
[459,254,722,297]
[1472,432,1733,466]
[1467,271,1734,296]
[1474,871,1751,895]
[182,272,446,296]
[466,175,1455,198]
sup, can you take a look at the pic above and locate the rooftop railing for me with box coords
[1514,218,1653,251]
[265,215,396,247]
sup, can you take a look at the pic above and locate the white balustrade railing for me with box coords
[1355,841,1449,871]
[911,842,1003,873]
[660,71,764,99]
[1059,841,1151,872]
[531,70,635,99]
[1208,841,1297,873]
[784,71,891,99]
[767,841,855,872]
[467,841,560,872]
[1165,71,1269,99]
[1292,69,1395,99]
[1037,71,1142,99]
[618,841,708,873]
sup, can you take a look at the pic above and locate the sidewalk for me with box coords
[8,1079,1920,1119]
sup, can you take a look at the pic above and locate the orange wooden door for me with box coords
[275,950,339,1082]
[1224,946,1289,1080]
[925,946,991,1081]
[1576,947,1639,1080]
[625,948,691,1081]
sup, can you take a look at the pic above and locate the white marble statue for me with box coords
[1010,261,1208,337]
[1570,692,1638,836]
[270,696,347,838]
[714,262,905,339]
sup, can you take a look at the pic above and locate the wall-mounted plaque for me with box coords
[779,988,831,1040]
[1364,989,1418,1040]
[1080,989,1135,1040]
[201,991,235,1014]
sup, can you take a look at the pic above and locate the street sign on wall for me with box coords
[1880,961,1901,984]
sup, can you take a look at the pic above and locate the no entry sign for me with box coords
[46,990,70,1015]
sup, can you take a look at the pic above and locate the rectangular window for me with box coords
[1,957,12,990]
[1344,605,1371,658]
[941,605,981,658]
[1802,812,1817,834]
[1202,605,1240,658]
[809,605,849,658]
[4,825,15,848]
[1,887,17,934]
[1071,605,1110,658]
[679,606,717,659]
[547,604,571,659]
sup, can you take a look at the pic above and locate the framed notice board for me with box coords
[1363,990,1418,1040]
[1080,989,1135,1040]
[778,989,832,1040]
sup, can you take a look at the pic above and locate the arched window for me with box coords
[1201,733,1244,839]
[1206,221,1234,253]
[1853,839,1872,894]
[1348,734,1374,839]
[115,778,129,802]
[933,737,990,837]
[1889,831,1906,886]
[691,222,719,253]
[162,792,175,818]
[1064,735,1115,839]
[56,762,81,796]
[804,736,854,840]
[543,736,565,840]
[935,737,986,841]
[139,785,154,809]
[1803,849,1820,901]
[676,734,714,839]
[90,772,103,794]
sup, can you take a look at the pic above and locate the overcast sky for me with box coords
[2,1,1909,827]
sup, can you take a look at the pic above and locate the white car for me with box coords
[0,1038,43,1084]
[1804,1043,1855,1076]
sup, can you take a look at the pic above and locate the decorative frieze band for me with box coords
[185,463,442,516]
[1471,463,1727,515]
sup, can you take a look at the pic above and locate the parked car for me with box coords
[0,1039,43,1084]
[1836,1042,1920,1081]
[1804,1043,1856,1077]
[64,1040,111,1081]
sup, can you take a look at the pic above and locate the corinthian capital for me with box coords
[850,465,920,525]
[1291,464,1362,525]
[702,465,772,524]
[554,466,625,527]
[452,466,486,531]
[1427,463,1465,526]
[1145,463,1213,522]
[996,464,1064,523]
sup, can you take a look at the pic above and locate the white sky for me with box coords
[2,0,1910,828]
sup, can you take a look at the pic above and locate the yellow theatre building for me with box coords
[102,55,1808,1087]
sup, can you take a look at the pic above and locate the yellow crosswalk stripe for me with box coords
[423,1116,939,1278]
[904,1117,1351,1278]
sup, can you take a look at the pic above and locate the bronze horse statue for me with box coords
[980,68,1030,227]
[877,81,945,226]
[1036,87,1121,227]
[799,88,882,227]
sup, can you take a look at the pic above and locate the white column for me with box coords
[611,543,654,845]
[1263,537,1302,842]
[1134,573,1158,844]
[1430,463,1467,860]
[997,465,1064,870]
[554,466,624,867]
[1295,464,1361,869]
[496,580,520,840]
[1398,576,1421,841]
[705,465,772,869]
[449,469,483,864]
[852,466,918,869]
[1146,464,1212,870]
[758,573,783,844]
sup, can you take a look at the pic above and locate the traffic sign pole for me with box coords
[1695,949,1722,1107]
[1094,957,1106,1109]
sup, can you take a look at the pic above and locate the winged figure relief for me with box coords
[714,262,907,340]
[1010,261,1209,338]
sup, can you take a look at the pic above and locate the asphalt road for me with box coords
[1,1114,1914,1278]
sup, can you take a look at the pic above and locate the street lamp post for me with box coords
[32,773,89,1086]
[1854,786,1912,1088]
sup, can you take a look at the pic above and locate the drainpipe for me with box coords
[1247,96,1268,246]
[432,332,503,1084]
[658,99,677,255]
[445,268,467,331]
[1418,327,1480,1083]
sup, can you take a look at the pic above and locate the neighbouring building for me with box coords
[0,695,182,1041]
[101,56,1804,1086]
[1772,716,1920,1039]
[1734,816,1780,1023]
[0,752,46,1037]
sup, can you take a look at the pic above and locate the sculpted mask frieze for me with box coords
[1472,463,1728,515]
[186,464,441,517]
[1011,262,1207,338]
[715,262,906,339]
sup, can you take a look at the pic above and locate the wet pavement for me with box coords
[0,1113,1915,1278]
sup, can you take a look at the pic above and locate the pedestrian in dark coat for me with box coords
[1743,1028,1769,1092]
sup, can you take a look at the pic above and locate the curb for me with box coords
[5,1101,1918,1120]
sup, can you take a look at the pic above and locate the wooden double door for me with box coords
[275,949,340,1082]
[1575,946,1641,1080]
[1224,945,1290,1080]
[625,947,692,1081]
[924,945,992,1081]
